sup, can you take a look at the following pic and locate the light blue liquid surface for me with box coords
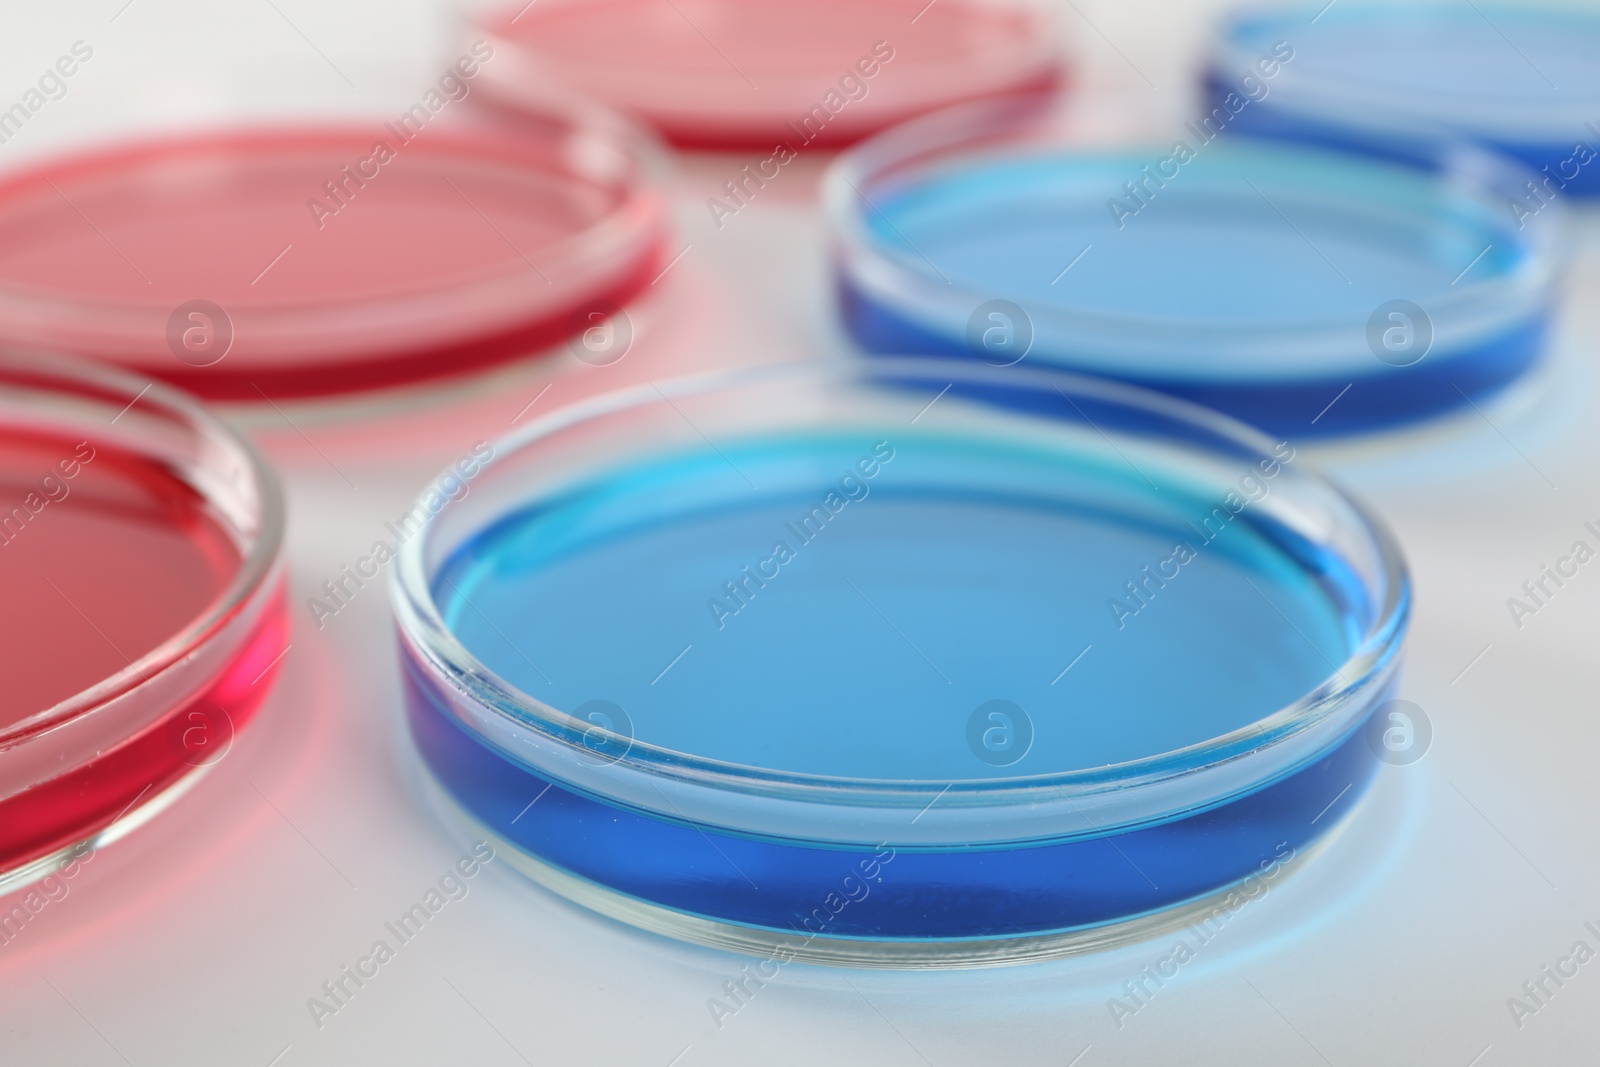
[868,151,1520,330]
[842,143,1547,432]
[1261,5,1600,107]
[435,433,1357,780]
[1213,5,1600,199]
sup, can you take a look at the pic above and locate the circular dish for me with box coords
[471,0,1064,149]
[0,103,665,400]
[393,359,1410,966]
[825,95,1569,435]
[1208,3,1600,198]
[0,355,286,895]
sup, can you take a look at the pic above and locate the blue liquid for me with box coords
[411,433,1384,941]
[838,148,1547,434]
[1214,4,1600,198]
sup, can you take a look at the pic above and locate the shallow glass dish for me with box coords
[471,0,1064,149]
[1208,2,1600,198]
[393,360,1409,966]
[825,94,1569,435]
[0,356,286,895]
[0,101,664,399]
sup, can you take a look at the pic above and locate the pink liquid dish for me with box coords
[473,0,1066,149]
[0,357,286,893]
[0,103,665,399]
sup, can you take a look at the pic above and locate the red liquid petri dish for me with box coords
[0,356,286,894]
[0,104,665,399]
[473,0,1066,149]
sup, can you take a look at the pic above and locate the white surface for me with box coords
[3,2,1599,1065]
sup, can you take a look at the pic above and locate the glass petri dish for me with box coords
[393,360,1410,966]
[825,94,1570,436]
[471,0,1064,149]
[0,355,286,895]
[0,102,665,400]
[1207,2,1600,198]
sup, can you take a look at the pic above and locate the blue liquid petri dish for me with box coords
[393,361,1410,966]
[825,95,1569,435]
[1206,3,1600,198]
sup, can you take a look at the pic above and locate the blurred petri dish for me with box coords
[394,360,1410,966]
[1207,3,1600,197]
[0,356,286,894]
[825,94,1570,435]
[0,104,665,400]
[472,0,1064,149]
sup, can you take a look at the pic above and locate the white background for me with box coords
[2,2,1598,1065]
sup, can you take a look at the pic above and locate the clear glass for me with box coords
[393,360,1410,966]
[824,92,1571,435]
[467,0,1065,149]
[0,354,287,894]
[1207,2,1600,197]
[0,100,665,399]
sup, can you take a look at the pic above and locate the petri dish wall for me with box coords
[825,93,1571,436]
[469,0,1066,149]
[0,98,666,399]
[1207,2,1600,198]
[393,360,1410,966]
[0,355,286,894]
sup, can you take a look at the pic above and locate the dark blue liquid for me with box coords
[409,433,1386,941]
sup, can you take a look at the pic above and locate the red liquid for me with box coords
[0,432,239,724]
[0,128,663,398]
[486,0,1063,148]
[0,431,284,871]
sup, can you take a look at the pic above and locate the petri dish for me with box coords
[0,103,665,400]
[825,94,1570,435]
[471,0,1064,149]
[0,355,286,894]
[1207,2,1600,198]
[393,360,1410,966]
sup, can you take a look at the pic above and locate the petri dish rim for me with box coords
[0,98,667,398]
[0,128,650,312]
[392,359,1410,822]
[0,353,285,745]
[469,0,1068,149]
[822,92,1569,350]
[1209,2,1600,138]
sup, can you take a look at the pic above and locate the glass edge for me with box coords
[390,357,1413,810]
[0,351,287,745]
